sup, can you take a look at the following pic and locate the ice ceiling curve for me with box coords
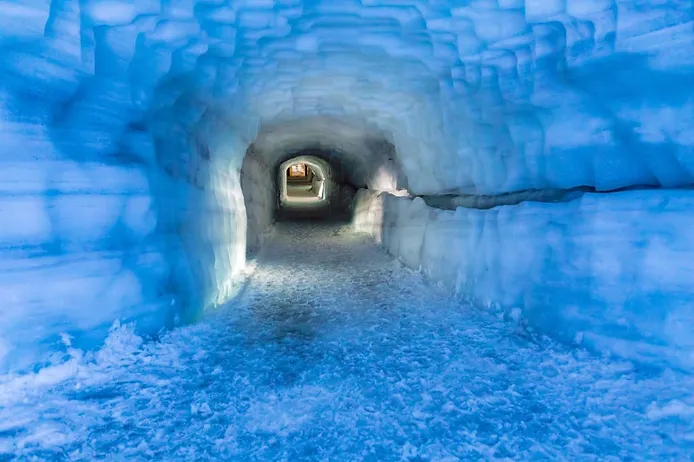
[5,0,693,195]
[1,0,693,370]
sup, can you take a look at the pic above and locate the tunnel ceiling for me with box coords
[1,1,693,196]
[252,116,397,189]
[273,147,364,188]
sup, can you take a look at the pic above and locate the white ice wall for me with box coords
[354,190,694,370]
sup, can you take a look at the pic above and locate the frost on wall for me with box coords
[355,189,694,371]
[0,0,692,370]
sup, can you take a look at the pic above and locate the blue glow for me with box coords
[0,0,693,458]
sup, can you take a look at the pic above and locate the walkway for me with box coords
[1,222,692,460]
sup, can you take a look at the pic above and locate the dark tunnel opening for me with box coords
[274,148,359,223]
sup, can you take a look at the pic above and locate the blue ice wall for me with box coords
[355,189,694,371]
[0,0,692,371]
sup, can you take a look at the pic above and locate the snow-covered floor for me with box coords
[1,222,693,460]
[286,183,319,199]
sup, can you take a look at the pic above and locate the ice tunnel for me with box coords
[1,0,694,371]
[1,0,694,457]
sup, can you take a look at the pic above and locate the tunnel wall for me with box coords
[241,151,275,255]
[310,171,323,198]
[0,161,173,370]
[152,109,251,321]
[354,189,694,371]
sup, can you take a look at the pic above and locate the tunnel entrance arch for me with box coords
[275,153,353,221]
[240,116,409,257]
[278,155,330,207]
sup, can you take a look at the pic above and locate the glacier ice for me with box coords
[4,222,693,459]
[354,188,694,370]
[0,0,693,374]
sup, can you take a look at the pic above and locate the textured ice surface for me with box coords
[0,0,693,371]
[355,188,694,371]
[3,0,692,193]
[2,223,693,460]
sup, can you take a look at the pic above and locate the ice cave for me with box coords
[1,0,693,459]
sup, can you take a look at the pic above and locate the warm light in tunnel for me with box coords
[279,156,330,205]
[289,163,307,177]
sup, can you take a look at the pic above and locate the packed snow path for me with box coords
[2,222,693,460]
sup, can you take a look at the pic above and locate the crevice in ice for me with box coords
[417,183,694,210]
[419,187,588,210]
